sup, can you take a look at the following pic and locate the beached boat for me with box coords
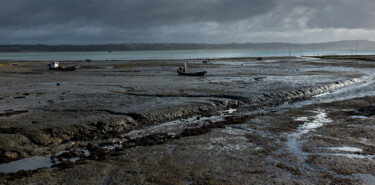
[177,62,207,76]
[47,62,79,71]
[177,70,207,76]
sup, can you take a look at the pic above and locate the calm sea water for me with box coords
[1,49,375,61]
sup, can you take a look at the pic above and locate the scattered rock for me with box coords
[13,96,25,99]
[3,152,19,161]
[25,131,54,146]
[6,170,34,181]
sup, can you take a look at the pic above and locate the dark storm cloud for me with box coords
[0,0,277,27]
[0,0,374,44]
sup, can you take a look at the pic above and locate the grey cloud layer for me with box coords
[0,0,277,27]
[0,0,374,44]
[289,0,375,29]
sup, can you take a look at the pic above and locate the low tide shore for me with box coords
[0,56,375,184]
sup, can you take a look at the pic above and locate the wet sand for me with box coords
[0,56,375,184]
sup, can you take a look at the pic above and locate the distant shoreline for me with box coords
[1,48,375,61]
[1,40,375,52]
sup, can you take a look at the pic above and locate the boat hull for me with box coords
[48,64,79,71]
[178,71,207,76]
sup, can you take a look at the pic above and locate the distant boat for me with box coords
[47,61,79,71]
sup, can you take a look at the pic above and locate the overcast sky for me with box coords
[1,0,375,44]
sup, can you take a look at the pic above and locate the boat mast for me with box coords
[184,62,188,72]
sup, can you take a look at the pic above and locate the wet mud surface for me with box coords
[0,57,375,184]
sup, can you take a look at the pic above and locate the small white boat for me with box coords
[47,62,79,71]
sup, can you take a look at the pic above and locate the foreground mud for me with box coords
[0,57,375,184]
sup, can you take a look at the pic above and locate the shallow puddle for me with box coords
[0,155,54,173]
[351,115,368,119]
[287,110,332,162]
[311,152,374,159]
[325,146,363,152]
[0,150,89,173]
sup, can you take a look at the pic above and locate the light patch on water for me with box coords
[294,117,309,122]
[311,153,374,160]
[314,92,331,98]
[300,110,332,132]
[351,115,368,119]
[325,146,363,152]
[222,108,237,114]
[262,59,279,63]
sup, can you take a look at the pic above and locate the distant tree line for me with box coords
[0,40,374,52]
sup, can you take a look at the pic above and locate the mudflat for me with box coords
[0,57,375,184]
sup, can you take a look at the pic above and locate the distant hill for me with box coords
[302,40,375,49]
[0,40,374,52]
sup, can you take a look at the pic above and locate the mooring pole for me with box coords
[184,62,188,72]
